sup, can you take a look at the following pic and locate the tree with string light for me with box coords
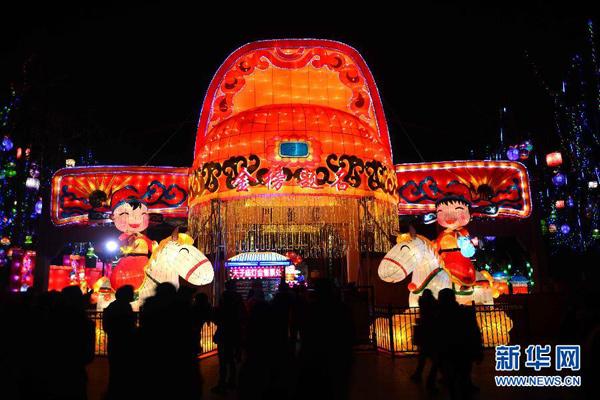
[532,20,600,255]
[0,83,45,291]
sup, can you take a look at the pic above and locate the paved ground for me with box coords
[87,351,584,399]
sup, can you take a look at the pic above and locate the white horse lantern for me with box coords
[378,232,496,307]
[139,229,214,301]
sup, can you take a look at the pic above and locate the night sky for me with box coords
[0,3,596,167]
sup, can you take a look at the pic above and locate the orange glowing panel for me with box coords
[395,161,532,218]
[190,40,397,206]
[50,166,189,226]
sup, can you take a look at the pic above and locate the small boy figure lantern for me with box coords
[431,195,497,287]
[109,188,155,291]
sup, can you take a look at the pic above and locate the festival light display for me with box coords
[382,159,532,304]
[48,265,103,292]
[378,232,497,306]
[395,161,532,218]
[8,249,36,292]
[188,39,399,260]
[545,152,563,167]
[225,252,292,295]
[527,20,599,254]
[510,275,529,294]
[139,230,213,302]
[47,39,535,301]
[374,307,513,353]
[109,192,154,291]
[47,39,401,290]
[1,85,46,282]
[228,266,284,279]
[50,166,189,226]
[225,252,292,276]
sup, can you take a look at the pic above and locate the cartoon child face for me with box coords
[112,200,149,234]
[436,200,471,230]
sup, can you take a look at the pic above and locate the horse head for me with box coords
[378,228,429,283]
[146,228,214,287]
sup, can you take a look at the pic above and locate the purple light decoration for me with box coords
[552,173,567,187]
[34,200,43,215]
[484,236,496,241]
[1,136,13,152]
[560,224,571,234]
[506,147,520,161]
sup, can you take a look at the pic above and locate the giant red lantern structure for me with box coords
[50,39,532,289]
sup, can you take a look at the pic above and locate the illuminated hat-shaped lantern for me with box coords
[189,40,399,268]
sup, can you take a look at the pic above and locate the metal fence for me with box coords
[87,311,218,358]
[372,303,524,357]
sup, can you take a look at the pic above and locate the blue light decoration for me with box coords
[457,235,476,257]
[567,197,575,207]
[492,271,510,281]
[279,141,309,158]
[506,147,520,161]
[225,252,293,268]
[560,224,571,234]
[34,199,43,215]
[526,21,600,254]
[552,173,567,187]
[1,136,13,152]
[423,212,436,224]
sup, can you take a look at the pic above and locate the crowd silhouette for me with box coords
[3,278,599,400]
[0,286,95,400]
[410,288,483,399]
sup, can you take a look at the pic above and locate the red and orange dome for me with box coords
[189,40,397,206]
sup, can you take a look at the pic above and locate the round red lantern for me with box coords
[546,152,563,167]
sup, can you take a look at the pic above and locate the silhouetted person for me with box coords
[103,285,136,399]
[264,283,296,399]
[238,284,273,400]
[410,289,439,390]
[212,280,245,394]
[344,284,371,347]
[176,286,205,399]
[246,279,265,313]
[290,285,308,353]
[436,288,481,400]
[272,283,294,355]
[192,292,212,354]
[48,286,95,399]
[295,279,354,400]
[140,282,197,398]
[461,300,483,395]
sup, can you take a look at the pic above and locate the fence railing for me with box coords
[372,303,524,357]
[87,311,218,357]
